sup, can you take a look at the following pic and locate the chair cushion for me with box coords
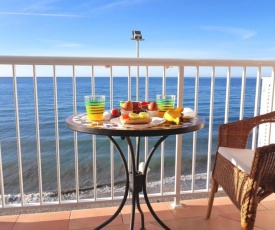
[218,147,255,174]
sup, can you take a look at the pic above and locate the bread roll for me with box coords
[120,116,152,125]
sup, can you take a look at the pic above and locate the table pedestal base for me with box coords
[95,135,170,230]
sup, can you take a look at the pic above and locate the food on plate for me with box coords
[121,101,133,111]
[138,112,150,118]
[132,101,142,113]
[103,110,111,120]
[146,101,159,117]
[120,112,152,125]
[174,107,184,112]
[148,101,158,111]
[121,100,144,113]
[120,101,133,115]
[163,107,184,125]
[140,101,150,110]
[110,108,120,119]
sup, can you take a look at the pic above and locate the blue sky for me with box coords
[0,0,275,59]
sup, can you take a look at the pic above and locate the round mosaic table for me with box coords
[66,113,205,230]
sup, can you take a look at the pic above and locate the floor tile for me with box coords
[212,197,240,215]
[208,215,245,230]
[161,216,215,230]
[69,207,123,229]
[260,195,275,210]
[167,198,221,219]
[121,202,174,225]
[124,222,163,230]
[102,224,127,230]
[254,209,275,230]
[12,211,70,230]
[0,215,18,230]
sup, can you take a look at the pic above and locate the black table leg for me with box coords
[126,136,146,230]
[142,135,170,230]
[94,136,130,230]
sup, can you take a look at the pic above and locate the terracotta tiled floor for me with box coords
[1,194,275,230]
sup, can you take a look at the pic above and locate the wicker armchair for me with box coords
[206,111,275,230]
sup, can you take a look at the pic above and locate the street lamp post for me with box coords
[131,30,144,101]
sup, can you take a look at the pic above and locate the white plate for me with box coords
[110,117,165,128]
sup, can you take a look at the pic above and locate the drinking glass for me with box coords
[156,95,175,117]
[84,95,105,121]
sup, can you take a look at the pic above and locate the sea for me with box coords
[0,77,257,202]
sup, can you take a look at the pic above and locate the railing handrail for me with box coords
[0,55,275,67]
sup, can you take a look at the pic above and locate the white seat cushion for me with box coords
[218,147,255,174]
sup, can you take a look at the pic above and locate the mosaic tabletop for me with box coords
[66,113,205,137]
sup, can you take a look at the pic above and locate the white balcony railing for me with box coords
[0,56,274,211]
